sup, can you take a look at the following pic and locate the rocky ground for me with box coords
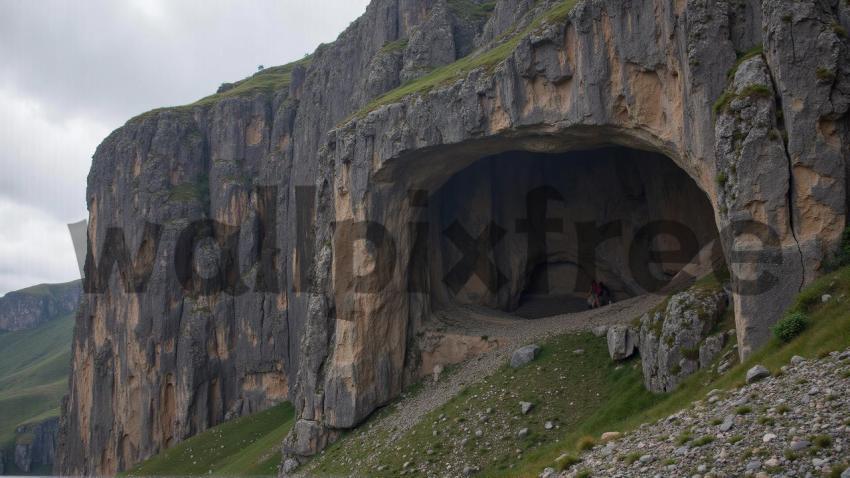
[549,349,850,478]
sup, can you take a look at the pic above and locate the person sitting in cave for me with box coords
[588,280,601,309]
[598,281,613,306]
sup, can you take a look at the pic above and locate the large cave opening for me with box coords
[422,147,721,319]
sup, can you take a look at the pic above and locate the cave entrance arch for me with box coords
[365,129,726,328]
[417,146,721,319]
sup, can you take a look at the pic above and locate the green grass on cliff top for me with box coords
[351,0,579,119]
[124,401,295,477]
[0,313,73,449]
[132,57,311,122]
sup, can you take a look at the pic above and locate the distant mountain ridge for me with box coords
[0,280,81,332]
[0,280,79,474]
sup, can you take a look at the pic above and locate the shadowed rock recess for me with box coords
[57,0,850,474]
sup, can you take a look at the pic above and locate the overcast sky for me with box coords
[0,0,369,296]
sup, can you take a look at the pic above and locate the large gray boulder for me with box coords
[510,345,541,368]
[607,326,637,361]
[746,365,771,384]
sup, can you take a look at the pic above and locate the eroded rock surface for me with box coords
[638,284,729,393]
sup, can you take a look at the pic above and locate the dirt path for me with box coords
[299,294,663,474]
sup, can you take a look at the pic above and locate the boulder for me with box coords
[510,345,541,368]
[606,326,637,361]
[746,365,771,384]
[592,325,609,338]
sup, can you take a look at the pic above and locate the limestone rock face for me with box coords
[638,285,729,392]
[58,0,850,472]
[0,281,80,332]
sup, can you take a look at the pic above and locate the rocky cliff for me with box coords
[13,418,58,473]
[58,0,850,474]
[0,281,80,332]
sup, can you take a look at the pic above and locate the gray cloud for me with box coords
[0,0,370,294]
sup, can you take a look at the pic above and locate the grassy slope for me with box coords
[506,266,850,477]
[124,402,295,477]
[301,266,850,477]
[308,333,660,477]
[132,57,312,122]
[0,313,74,448]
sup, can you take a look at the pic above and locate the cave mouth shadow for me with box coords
[421,146,722,320]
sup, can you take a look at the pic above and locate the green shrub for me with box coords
[692,436,714,447]
[577,435,597,452]
[811,434,832,448]
[773,312,808,342]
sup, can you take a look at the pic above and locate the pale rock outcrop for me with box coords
[606,325,637,361]
[638,285,729,393]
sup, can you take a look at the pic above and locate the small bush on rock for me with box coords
[773,312,808,342]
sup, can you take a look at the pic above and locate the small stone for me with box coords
[764,458,780,467]
[463,465,478,476]
[511,344,541,368]
[746,365,770,383]
[520,401,534,415]
[601,431,622,442]
[822,294,832,303]
[517,428,529,439]
[639,454,654,463]
[540,467,557,478]
[544,421,554,430]
[841,467,850,478]
[433,364,444,381]
[475,429,483,437]
[790,439,810,451]
[573,348,585,355]
[697,464,708,472]
[719,414,735,432]
[762,433,777,443]
[745,460,762,472]
[812,458,828,468]
[790,355,806,365]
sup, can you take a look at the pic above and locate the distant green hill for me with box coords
[0,312,73,449]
